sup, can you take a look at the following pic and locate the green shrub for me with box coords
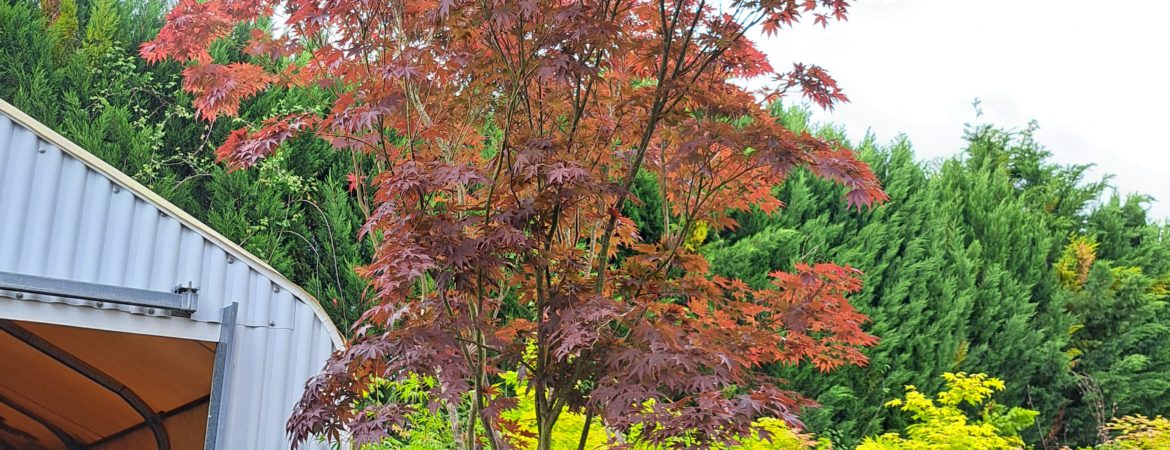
[498,371,611,450]
[1098,415,1170,450]
[858,373,1037,450]
[359,375,456,450]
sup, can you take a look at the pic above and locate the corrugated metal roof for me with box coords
[0,99,344,449]
[0,99,343,346]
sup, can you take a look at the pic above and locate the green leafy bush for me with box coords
[359,375,456,450]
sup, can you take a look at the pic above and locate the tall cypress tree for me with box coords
[701,107,1129,448]
[1051,197,1170,445]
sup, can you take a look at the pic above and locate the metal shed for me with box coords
[0,99,343,450]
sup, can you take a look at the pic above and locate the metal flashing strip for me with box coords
[0,321,171,450]
[0,271,197,313]
[204,303,238,450]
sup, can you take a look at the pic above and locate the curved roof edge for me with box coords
[0,98,345,348]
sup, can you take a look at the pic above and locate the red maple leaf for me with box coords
[346,173,364,193]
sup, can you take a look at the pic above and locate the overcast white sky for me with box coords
[758,0,1170,221]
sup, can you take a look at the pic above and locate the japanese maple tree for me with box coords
[143,0,886,448]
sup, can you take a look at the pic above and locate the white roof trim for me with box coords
[0,99,345,348]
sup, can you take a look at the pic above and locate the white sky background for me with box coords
[757,0,1170,221]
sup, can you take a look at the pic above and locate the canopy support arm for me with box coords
[0,320,171,450]
[0,391,82,450]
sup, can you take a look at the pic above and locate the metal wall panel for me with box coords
[0,103,343,450]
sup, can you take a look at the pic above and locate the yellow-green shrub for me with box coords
[497,371,613,450]
[621,415,827,450]
[1098,415,1170,450]
[498,371,826,449]
[858,373,1038,450]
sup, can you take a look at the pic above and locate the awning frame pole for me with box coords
[204,303,238,450]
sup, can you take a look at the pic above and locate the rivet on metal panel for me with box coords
[38,146,46,153]
[268,320,276,327]
[227,255,235,264]
[14,292,22,299]
[273,285,281,293]
[112,185,121,194]
[147,308,156,314]
[95,302,103,308]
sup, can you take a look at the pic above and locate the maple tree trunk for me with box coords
[473,348,503,450]
[577,410,595,450]
[448,401,466,450]
[536,417,556,450]
[533,378,558,450]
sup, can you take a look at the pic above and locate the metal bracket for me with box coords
[0,271,197,313]
[173,283,200,317]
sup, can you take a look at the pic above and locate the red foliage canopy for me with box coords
[145,0,886,448]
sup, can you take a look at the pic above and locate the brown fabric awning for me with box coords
[0,320,214,449]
